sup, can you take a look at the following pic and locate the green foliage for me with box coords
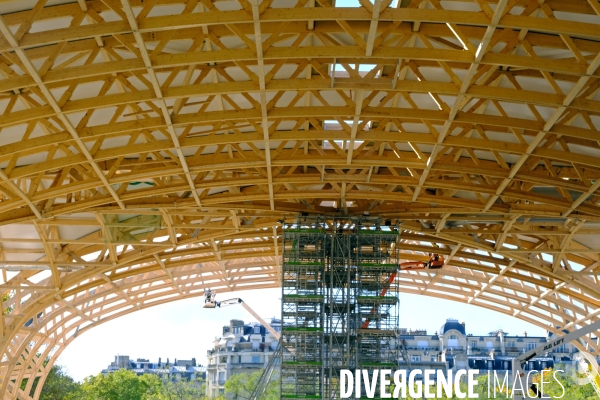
[2,291,13,314]
[530,366,597,400]
[471,374,511,399]
[147,377,206,400]
[76,369,153,400]
[385,370,597,400]
[35,367,206,400]
[39,365,81,400]
[222,372,258,399]
[35,363,600,400]
[74,370,209,400]
[222,371,278,400]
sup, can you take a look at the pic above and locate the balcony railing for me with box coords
[230,363,264,368]
[404,347,440,351]
[232,346,270,353]
[444,347,465,352]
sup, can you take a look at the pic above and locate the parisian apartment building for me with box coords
[102,355,206,381]
[205,318,281,398]
[397,318,577,376]
[205,316,587,398]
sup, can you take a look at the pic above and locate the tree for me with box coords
[39,364,80,400]
[223,371,278,400]
[153,376,206,400]
[530,366,597,400]
[73,369,208,400]
[223,372,258,399]
[140,374,165,400]
[77,369,155,400]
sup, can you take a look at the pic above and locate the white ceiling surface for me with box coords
[0,214,100,262]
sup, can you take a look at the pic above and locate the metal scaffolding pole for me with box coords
[281,217,400,399]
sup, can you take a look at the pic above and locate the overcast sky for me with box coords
[58,288,545,382]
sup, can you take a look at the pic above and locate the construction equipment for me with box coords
[400,253,445,270]
[512,319,600,399]
[203,294,281,400]
[203,294,281,340]
[203,288,217,305]
[572,351,600,398]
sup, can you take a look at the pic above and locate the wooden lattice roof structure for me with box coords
[0,0,599,397]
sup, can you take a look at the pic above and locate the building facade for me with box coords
[102,355,206,381]
[398,318,582,376]
[205,318,281,398]
[203,317,587,397]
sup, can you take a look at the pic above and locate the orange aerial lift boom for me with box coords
[361,253,446,329]
[399,253,445,270]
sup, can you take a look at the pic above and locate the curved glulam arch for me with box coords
[0,0,599,397]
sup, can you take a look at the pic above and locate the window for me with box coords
[252,356,261,364]
[486,341,494,349]
[555,344,566,353]
[448,335,458,348]
[411,355,421,362]
[218,372,225,383]
[252,341,260,350]
[507,341,516,348]
[431,356,437,362]
[254,326,261,334]
[526,342,536,351]
[470,341,477,349]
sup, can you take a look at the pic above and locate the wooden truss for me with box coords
[0,0,599,397]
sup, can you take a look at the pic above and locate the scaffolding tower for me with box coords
[281,217,400,399]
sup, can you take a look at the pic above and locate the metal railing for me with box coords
[230,363,265,368]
